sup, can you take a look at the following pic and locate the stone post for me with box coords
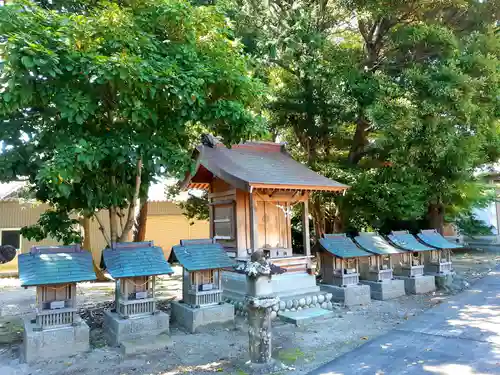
[246,294,279,364]
[236,250,285,366]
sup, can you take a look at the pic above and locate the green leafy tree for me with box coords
[220,0,500,235]
[0,0,265,246]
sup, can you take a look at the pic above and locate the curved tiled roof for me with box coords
[103,242,173,278]
[417,230,463,250]
[354,233,405,255]
[172,240,235,271]
[388,231,435,252]
[184,142,349,192]
[316,234,372,259]
[19,245,96,287]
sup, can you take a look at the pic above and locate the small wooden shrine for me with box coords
[353,233,405,282]
[315,234,372,287]
[417,229,459,274]
[172,239,235,307]
[181,139,348,299]
[387,231,432,278]
[102,241,173,318]
[18,244,96,329]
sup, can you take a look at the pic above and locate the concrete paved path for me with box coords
[308,270,500,375]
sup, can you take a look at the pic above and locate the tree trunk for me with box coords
[347,116,370,164]
[82,215,108,281]
[427,202,445,234]
[109,207,118,244]
[134,199,148,242]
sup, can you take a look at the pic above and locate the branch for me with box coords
[119,208,124,232]
[118,157,142,242]
[93,212,111,247]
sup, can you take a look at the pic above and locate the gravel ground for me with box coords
[0,249,498,375]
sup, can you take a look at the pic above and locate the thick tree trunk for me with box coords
[427,202,445,234]
[347,116,370,164]
[134,199,148,242]
[82,215,108,281]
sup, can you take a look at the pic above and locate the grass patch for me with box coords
[277,348,309,364]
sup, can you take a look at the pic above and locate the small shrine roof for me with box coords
[388,231,435,252]
[354,233,406,255]
[183,141,349,192]
[172,239,235,272]
[417,230,463,250]
[103,241,173,279]
[316,234,372,259]
[18,245,96,287]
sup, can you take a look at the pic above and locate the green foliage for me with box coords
[455,212,495,237]
[0,0,265,245]
[219,0,500,234]
[21,209,82,245]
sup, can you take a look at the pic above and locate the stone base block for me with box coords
[278,307,334,327]
[320,284,371,306]
[396,275,436,294]
[222,271,319,301]
[22,317,89,363]
[434,272,455,290]
[103,310,169,347]
[360,279,406,300]
[171,301,234,333]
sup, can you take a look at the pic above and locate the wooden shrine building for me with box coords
[18,245,96,362]
[181,140,348,299]
[18,244,96,329]
[170,239,235,333]
[416,229,459,274]
[102,241,173,318]
[172,239,235,307]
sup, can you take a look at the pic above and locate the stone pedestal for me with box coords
[246,296,279,364]
[395,275,436,294]
[320,284,371,306]
[434,272,455,290]
[171,301,234,333]
[103,310,170,352]
[22,316,89,363]
[360,280,406,300]
[222,271,319,301]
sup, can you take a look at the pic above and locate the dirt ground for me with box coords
[0,249,498,375]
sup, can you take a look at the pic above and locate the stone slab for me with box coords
[22,317,89,363]
[171,301,234,333]
[395,275,436,294]
[222,271,319,300]
[278,307,335,326]
[320,284,371,306]
[359,279,406,300]
[103,310,169,347]
[120,332,171,355]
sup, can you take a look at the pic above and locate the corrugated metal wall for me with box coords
[0,200,209,275]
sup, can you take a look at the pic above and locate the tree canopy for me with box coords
[0,0,265,245]
[219,0,500,234]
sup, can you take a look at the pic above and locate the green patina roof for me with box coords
[172,240,235,271]
[18,245,96,287]
[354,233,405,255]
[317,234,372,259]
[417,230,463,250]
[103,242,173,278]
[388,231,435,252]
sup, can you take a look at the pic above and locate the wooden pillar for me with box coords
[302,199,311,264]
[249,191,258,252]
[152,276,156,313]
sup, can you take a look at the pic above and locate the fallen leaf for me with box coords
[361,336,369,340]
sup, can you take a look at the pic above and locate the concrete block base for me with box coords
[222,271,319,300]
[360,279,406,300]
[103,310,169,348]
[320,284,371,306]
[396,275,436,295]
[22,317,89,363]
[434,272,455,290]
[171,301,234,333]
[278,307,334,327]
